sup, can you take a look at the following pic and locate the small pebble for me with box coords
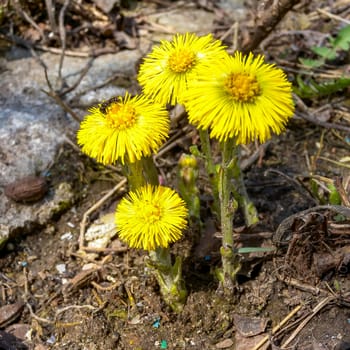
[0,302,24,328]
[5,323,31,340]
[152,318,161,328]
[215,338,234,349]
[56,264,66,274]
[60,232,73,241]
[46,335,56,345]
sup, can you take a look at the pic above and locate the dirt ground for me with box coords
[1,1,350,349]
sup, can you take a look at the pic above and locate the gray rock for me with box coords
[217,0,247,21]
[143,8,217,42]
[0,48,142,249]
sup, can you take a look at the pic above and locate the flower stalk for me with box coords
[217,138,240,291]
[198,129,220,217]
[148,247,187,313]
[123,156,159,191]
[231,146,259,227]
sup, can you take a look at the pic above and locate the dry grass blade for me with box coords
[251,304,303,350]
[281,296,336,348]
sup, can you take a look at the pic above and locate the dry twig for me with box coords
[294,95,350,133]
[275,274,329,295]
[240,142,271,171]
[79,178,127,252]
[273,204,350,246]
[58,0,70,86]
[242,0,301,53]
[45,0,58,33]
[13,0,45,40]
[317,8,350,24]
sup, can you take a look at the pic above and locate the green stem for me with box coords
[198,129,220,217]
[148,247,187,313]
[123,156,159,191]
[231,147,259,226]
[218,139,240,292]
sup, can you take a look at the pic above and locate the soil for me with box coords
[1,1,350,350]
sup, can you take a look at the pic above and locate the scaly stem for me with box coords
[123,156,159,191]
[198,129,220,217]
[148,247,187,313]
[218,139,240,293]
[231,146,259,227]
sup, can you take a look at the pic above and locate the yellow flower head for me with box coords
[185,51,295,144]
[137,33,227,106]
[115,185,188,251]
[77,93,169,165]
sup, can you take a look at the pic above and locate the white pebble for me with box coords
[56,264,66,274]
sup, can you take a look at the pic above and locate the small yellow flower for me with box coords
[77,93,169,164]
[185,51,295,144]
[115,185,188,251]
[137,32,227,106]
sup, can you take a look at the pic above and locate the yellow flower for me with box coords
[185,51,295,144]
[137,33,227,106]
[115,185,188,251]
[77,93,169,165]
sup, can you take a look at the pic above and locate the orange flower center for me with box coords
[168,49,197,73]
[224,73,261,102]
[105,103,136,130]
[143,203,162,224]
